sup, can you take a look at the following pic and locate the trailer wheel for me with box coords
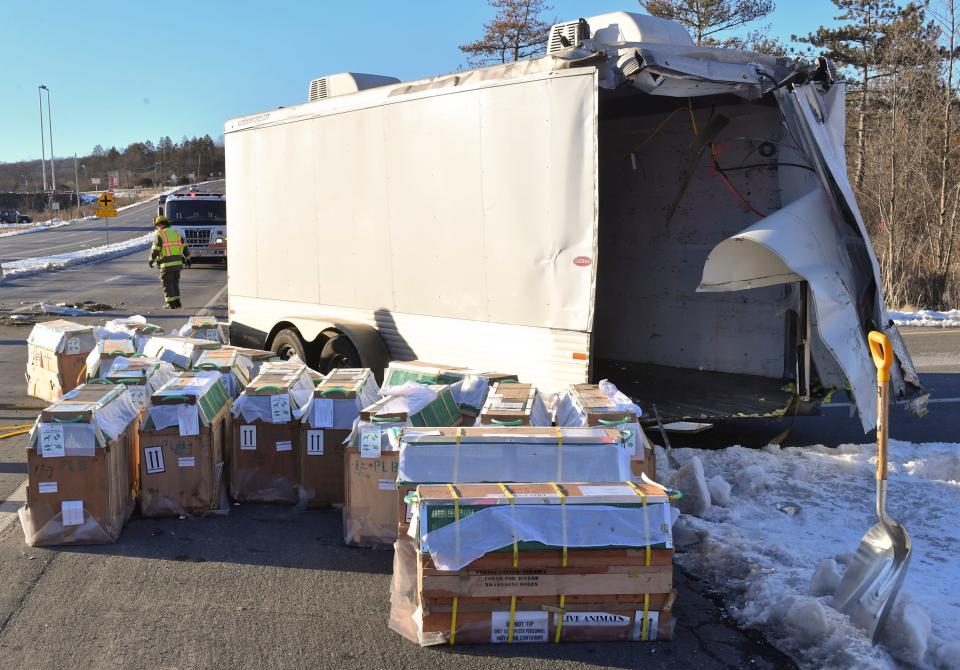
[319,334,361,373]
[270,328,308,362]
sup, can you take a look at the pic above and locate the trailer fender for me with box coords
[275,316,391,382]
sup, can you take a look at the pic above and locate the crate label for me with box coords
[65,337,81,355]
[38,481,58,494]
[240,425,257,450]
[377,479,397,491]
[495,401,525,411]
[61,500,84,526]
[312,399,334,428]
[270,395,291,423]
[177,456,195,467]
[39,424,65,458]
[275,440,292,452]
[405,501,414,523]
[144,446,165,474]
[306,430,324,456]
[578,485,636,497]
[359,425,382,458]
[490,611,548,643]
[205,328,220,341]
[559,612,631,627]
[478,573,544,592]
[631,610,660,641]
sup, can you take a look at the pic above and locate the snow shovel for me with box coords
[833,331,912,644]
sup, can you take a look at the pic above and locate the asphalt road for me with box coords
[0,180,225,263]
[0,222,954,668]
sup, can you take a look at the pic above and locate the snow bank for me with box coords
[0,232,153,282]
[890,309,960,327]
[662,441,960,669]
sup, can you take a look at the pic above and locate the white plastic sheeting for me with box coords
[397,429,632,484]
[417,503,675,571]
[231,375,315,424]
[97,315,162,352]
[306,374,380,429]
[103,356,177,412]
[448,375,490,414]
[31,385,140,454]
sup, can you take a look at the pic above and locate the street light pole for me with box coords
[43,86,55,191]
[38,86,47,191]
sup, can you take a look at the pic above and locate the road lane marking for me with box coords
[103,275,125,283]
[0,480,27,537]
[901,328,960,335]
[822,397,960,409]
[196,285,228,316]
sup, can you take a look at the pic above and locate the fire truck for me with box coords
[162,191,227,263]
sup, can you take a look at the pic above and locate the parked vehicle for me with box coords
[224,11,923,431]
[163,192,227,263]
[0,210,32,224]
[158,194,169,216]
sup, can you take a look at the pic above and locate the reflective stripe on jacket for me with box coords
[150,226,190,268]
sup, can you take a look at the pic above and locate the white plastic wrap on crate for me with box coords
[231,372,315,423]
[194,351,255,398]
[177,317,227,343]
[96,315,163,352]
[28,385,142,452]
[553,379,643,426]
[396,428,632,484]
[142,336,219,370]
[27,321,96,354]
[306,374,381,429]
[449,375,490,414]
[553,380,647,460]
[147,371,225,436]
[103,356,177,411]
[481,387,552,427]
[416,501,676,572]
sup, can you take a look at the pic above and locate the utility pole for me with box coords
[74,153,81,220]
[38,86,47,191]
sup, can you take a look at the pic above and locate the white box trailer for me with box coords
[224,11,923,431]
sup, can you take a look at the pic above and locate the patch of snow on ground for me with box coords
[661,440,960,669]
[890,309,960,327]
[0,232,153,282]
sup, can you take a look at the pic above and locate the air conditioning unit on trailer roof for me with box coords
[307,72,400,102]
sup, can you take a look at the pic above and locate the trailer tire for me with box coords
[271,328,308,362]
[319,334,361,373]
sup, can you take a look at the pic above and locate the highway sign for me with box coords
[96,208,118,218]
[97,192,115,208]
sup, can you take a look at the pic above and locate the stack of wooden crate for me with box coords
[390,482,677,645]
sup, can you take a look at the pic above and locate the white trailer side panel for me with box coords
[226,69,598,387]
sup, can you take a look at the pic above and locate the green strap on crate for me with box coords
[491,418,523,426]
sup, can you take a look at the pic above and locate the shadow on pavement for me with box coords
[55,504,394,575]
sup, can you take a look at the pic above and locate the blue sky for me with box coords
[2,0,840,163]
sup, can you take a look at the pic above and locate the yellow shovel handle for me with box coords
[868,331,893,383]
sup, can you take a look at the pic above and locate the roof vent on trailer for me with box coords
[307,72,401,102]
[546,18,590,54]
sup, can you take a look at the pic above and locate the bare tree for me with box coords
[459,0,554,66]
[640,0,774,46]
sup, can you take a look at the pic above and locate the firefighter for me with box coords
[148,215,191,309]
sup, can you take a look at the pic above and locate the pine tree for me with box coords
[640,0,774,46]
[795,1,930,189]
[459,0,554,66]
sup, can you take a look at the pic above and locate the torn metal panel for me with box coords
[698,188,880,431]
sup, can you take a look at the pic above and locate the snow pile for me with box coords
[663,441,960,669]
[0,232,153,282]
[0,218,81,239]
[890,309,960,327]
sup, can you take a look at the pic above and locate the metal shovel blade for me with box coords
[833,331,912,644]
[832,515,912,643]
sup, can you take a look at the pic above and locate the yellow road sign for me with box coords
[96,192,115,208]
[96,208,118,218]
